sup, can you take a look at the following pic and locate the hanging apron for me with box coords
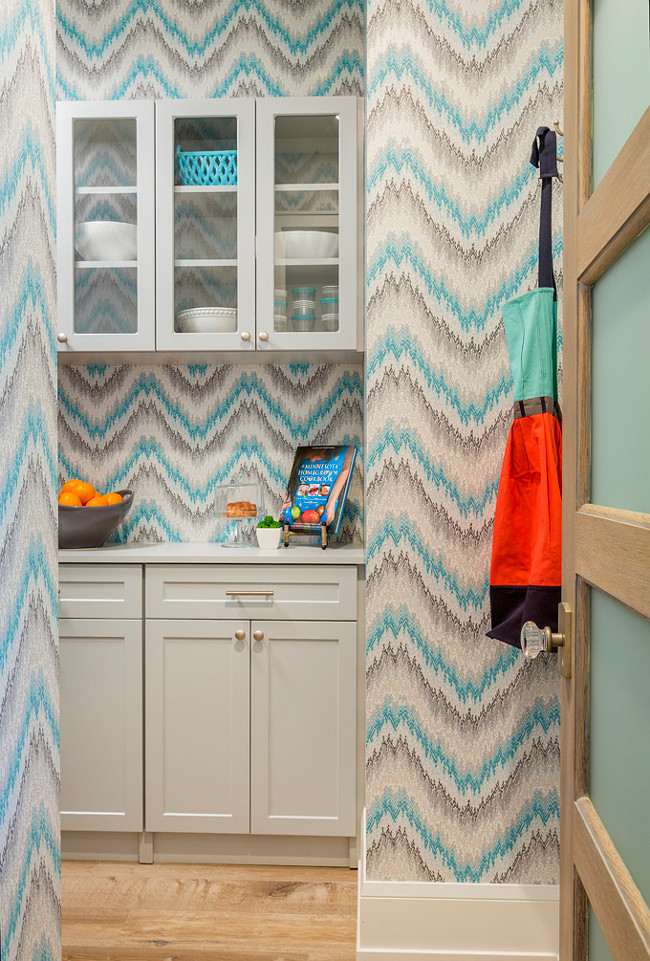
[487,127,562,648]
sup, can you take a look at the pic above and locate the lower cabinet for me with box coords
[59,561,359,857]
[59,618,143,832]
[145,618,357,838]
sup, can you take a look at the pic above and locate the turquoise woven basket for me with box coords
[176,145,238,186]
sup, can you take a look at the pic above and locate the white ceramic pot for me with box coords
[256,527,282,550]
[75,221,138,261]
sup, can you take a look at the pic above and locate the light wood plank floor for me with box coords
[62,861,358,961]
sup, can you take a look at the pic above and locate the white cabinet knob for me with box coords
[253,630,264,642]
[57,332,68,343]
[258,331,269,342]
[234,629,246,641]
[241,331,251,342]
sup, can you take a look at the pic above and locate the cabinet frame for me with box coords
[255,96,359,352]
[155,98,257,352]
[56,100,156,353]
[57,97,361,359]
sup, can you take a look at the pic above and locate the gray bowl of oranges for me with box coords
[58,479,133,549]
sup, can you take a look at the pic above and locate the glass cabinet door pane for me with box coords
[72,118,139,337]
[273,114,340,336]
[173,116,239,335]
[74,118,137,189]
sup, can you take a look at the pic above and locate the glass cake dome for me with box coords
[215,477,265,546]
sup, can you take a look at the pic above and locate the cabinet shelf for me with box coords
[75,260,138,269]
[76,186,138,195]
[174,258,238,268]
[277,257,338,267]
[174,185,238,194]
[275,183,339,192]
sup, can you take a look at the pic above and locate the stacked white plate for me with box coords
[176,307,237,333]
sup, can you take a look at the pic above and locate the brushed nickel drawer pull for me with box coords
[225,590,274,597]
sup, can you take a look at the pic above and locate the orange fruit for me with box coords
[58,491,82,507]
[105,492,123,505]
[60,479,96,504]
[85,494,108,507]
[60,479,81,494]
[74,481,97,504]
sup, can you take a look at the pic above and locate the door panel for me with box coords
[593,0,650,186]
[250,619,356,836]
[588,589,650,901]
[59,618,143,832]
[145,619,250,833]
[591,226,650,513]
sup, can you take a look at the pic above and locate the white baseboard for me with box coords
[357,811,559,961]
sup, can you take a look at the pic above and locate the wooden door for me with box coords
[561,1,650,958]
[145,619,250,834]
[250,620,357,837]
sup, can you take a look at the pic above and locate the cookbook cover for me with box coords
[280,445,358,536]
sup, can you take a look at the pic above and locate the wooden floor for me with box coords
[62,861,358,961]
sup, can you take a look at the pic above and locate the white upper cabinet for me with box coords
[57,97,360,358]
[155,99,256,352]
[256,97,359,352]
[57,101,156,353]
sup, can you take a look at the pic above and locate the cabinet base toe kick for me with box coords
[61,831,359,869]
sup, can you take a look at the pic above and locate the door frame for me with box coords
[561,1,650,958]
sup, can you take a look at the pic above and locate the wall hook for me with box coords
[554,119,564,137]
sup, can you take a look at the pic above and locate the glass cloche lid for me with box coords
[215,476,265,520]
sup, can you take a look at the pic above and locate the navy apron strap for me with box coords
[530,126,558,296]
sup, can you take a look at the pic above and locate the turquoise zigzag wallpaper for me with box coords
[56,0,365,99]
[58,364,364,544]
[365,0,564,881]
[55,0,366,543]
[0,0,60,958]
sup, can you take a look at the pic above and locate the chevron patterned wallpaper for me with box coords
[1,0,60,959]
[58,364,364,544]
[56,0,365,99]
[365,0,563,881]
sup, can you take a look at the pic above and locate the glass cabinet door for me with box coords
[155,99,255,352]
[56,101,155,352]
[256,97,359,352]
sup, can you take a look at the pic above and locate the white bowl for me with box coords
[176,307,238,333]
[274,230,339,259]
[75,221,137,261]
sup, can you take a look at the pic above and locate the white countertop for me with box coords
[59,542,365,566]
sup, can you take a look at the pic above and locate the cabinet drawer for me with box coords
[145,565,356,621]
[59,564,142,619]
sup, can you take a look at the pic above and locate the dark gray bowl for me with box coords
[58,490,134,549]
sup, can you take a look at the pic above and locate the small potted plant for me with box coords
[256,515,282,550]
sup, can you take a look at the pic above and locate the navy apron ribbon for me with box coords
[530,125,557,296]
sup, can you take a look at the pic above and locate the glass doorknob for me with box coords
[521,620,565,659]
